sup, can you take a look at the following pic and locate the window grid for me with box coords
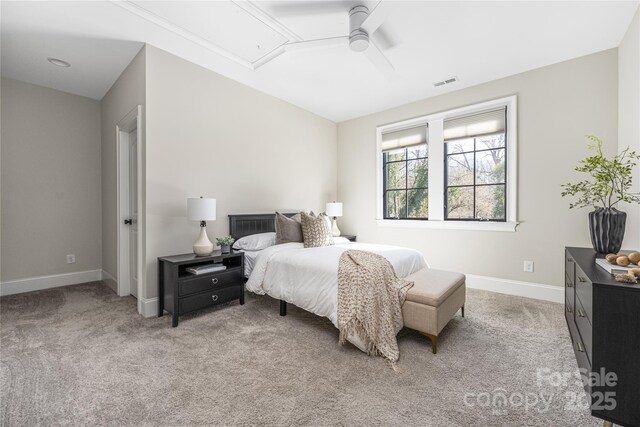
[444,136,507,222]
[383,146,428,220]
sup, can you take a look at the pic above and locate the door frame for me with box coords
[116,105,143,308]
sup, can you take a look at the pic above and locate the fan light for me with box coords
[349,5,370,52]
[349,33,369,52]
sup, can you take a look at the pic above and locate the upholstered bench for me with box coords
[402,268,466,354]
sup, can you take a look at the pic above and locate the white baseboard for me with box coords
[101,269,117,282]
[0,269,103,297]
[100,269,157,318]
[101,270,118,293]
[466,274,564,303]
[138,297,159,318]
[0,270,563,311]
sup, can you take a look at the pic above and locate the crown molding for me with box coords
[111,0,254,69]
[112,1,311,71]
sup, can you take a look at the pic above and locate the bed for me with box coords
[229,214,427,329]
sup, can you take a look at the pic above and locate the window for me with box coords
[444,108,507,221]
[376,96,517,231]
[382,126,428,219]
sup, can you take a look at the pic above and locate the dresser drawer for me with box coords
[565,273,575,306]
[179,268,243,297]
[566,310,591,394]
[574,297,592,364]
[574,265,593,322]
[179,285,243,315]
[565,295,574,324]
[565,251,576,284]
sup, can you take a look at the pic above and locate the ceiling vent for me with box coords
[433,76,458,87]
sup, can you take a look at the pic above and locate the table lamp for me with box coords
[187,197,217,256]
[326,202,343,237]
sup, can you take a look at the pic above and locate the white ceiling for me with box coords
[2,1,638,122]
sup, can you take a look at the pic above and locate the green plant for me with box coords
[216,235,235,246]
[561,135,640,209]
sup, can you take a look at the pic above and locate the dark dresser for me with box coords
[158,251,245,327]
[565,247,640,427]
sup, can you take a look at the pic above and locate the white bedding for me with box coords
[246,241,427,328]
[242,237,352,277]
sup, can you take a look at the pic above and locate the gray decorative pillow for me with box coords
[275,212,303,244]
[301,212,334,248]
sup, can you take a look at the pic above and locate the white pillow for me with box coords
[232,232,276,251]
[333,236,352,244]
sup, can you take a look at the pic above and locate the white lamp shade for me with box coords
[187,198,217,221]
[326,202,343,217]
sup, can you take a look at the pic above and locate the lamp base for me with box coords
[193,224,214,256]
[331,217,341,237]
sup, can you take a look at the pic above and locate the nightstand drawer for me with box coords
[179,286,243,314]
[179,268,243,297]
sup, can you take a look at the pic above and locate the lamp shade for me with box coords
[187,198,217,221]
[326,202,343,217]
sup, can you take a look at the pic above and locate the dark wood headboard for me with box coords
[228,213,297,240]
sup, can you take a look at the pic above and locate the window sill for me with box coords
[376,219,519,232]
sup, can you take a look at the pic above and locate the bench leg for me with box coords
[461,305,465,318]
[279,300,287,316]
[420,332,438,354]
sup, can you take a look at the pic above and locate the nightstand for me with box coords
[341,235,357,242]
[158,251,245,327]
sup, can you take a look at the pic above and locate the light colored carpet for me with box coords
[1,281,598,426]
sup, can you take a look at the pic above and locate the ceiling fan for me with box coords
[252,2,398,80]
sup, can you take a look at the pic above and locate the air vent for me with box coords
[433,76,458,87]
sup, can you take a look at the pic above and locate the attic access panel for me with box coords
[131,1,288,63]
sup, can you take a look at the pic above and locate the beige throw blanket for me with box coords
[337,250,414,367]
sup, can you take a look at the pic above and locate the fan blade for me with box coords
[361,1,393,35]
[372,26,398,50]
[364,40,398,80]
[284,36,348,53]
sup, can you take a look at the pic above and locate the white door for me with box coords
[128,129,139,298]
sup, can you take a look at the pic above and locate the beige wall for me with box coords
[618,7,640,250]
[337,49,618,287]
[143,45,337,300]
[1,78,102,281]
[100,46,146,290]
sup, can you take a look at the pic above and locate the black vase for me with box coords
[588,208,627,254]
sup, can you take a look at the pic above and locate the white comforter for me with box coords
[246,241,427,328]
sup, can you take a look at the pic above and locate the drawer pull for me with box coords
[566,281,573,288]
[212,295,219,302]
[576,341,584,352]
[566,305,573,313]
[578,276,586,283]
[211,278,219,285]
[567,258,573,263]
[577,308,585,318]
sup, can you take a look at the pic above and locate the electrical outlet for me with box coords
[66,254,76,264]
[524,260,534,273]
